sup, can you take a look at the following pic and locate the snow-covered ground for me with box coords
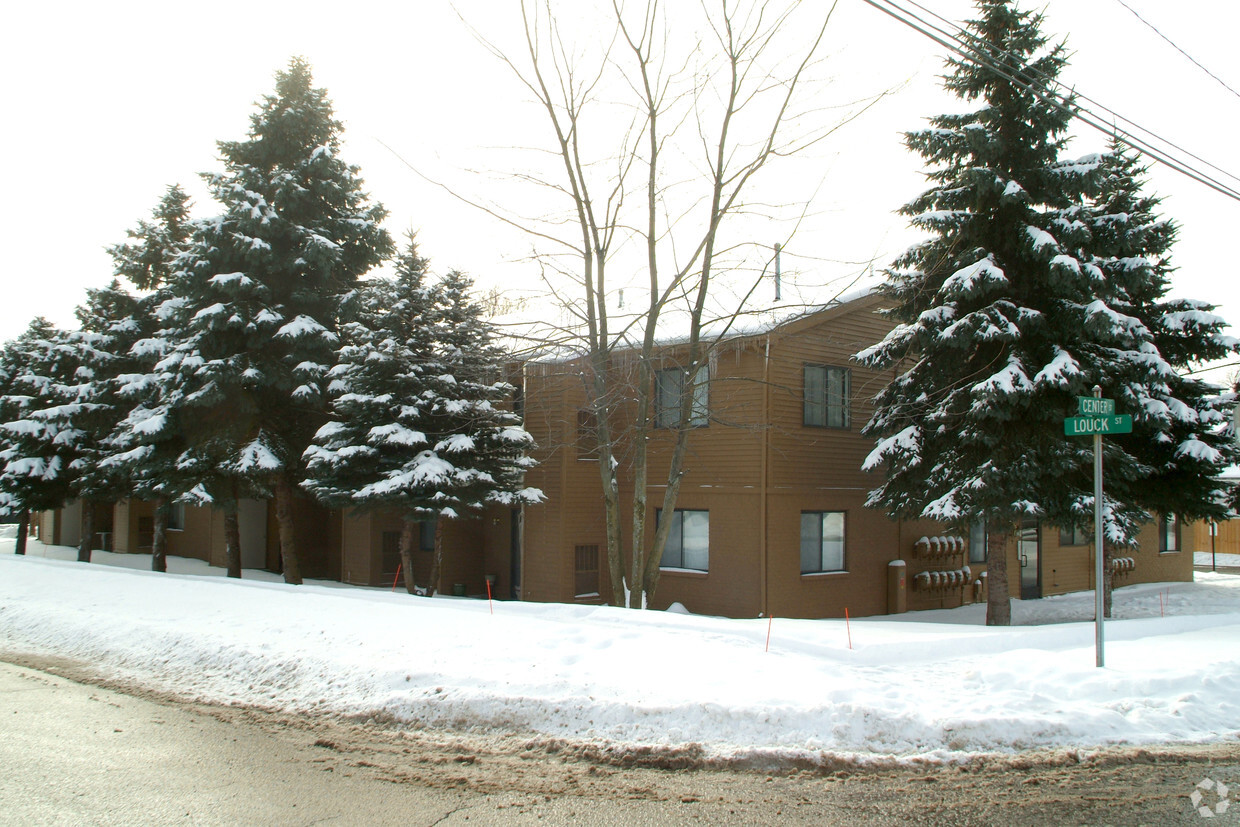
[2,526,1238,764]
[1195,550,1240,569]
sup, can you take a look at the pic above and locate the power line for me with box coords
[1113,0,1240,102]
[901,0,1240,191]
[860,0,1240,203]
[884,0,1240,199]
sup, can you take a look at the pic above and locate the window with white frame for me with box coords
[803,364,849,428]
[658,509,709,571]
[1159,513,1179,552]
[969,520,988,563]
[801,511,845,574]
[655,364,709,429]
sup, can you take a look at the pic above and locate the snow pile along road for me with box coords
[2,531,1239,763]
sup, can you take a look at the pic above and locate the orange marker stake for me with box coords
[765,615,773,652]
[391,562,402,592]
[486,578,494,615]
[845,607,853,650]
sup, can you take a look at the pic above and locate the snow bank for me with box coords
[2,531,1238,763]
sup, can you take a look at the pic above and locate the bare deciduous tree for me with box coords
[457,0,880,608]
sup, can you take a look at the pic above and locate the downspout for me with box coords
[759,333,772,617]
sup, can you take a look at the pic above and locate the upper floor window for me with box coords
[576,409,599,460]
[804,364,849,428]
[658,509,709,571]
[1159,513,1179,552]
[655,364,709,429]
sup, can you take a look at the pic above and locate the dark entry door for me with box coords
[1019,517,1041,599]
[509,508,522,600]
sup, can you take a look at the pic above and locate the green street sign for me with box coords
[1064,414,1132,436]
[1078,396,1115,416]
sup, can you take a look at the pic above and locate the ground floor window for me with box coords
[658,509,709,571]
[1159,513,1179,552]
[969,520,987,563]
[382,523,436,576]
[1059,525,1088,547]
[574,544,600,597]
[419,520,436,552]
[801,511,845,574]
[168,503,186,531]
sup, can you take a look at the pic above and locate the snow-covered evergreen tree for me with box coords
[97,186,220,573]
[155,58,393,584]
[304,240,540,595]
[108,185,192,292]
[857,0,1236,625]
[1082,140,1235,518]
[66,281,160,561]
[1075,141,1237,612]
[0,318,110,562]
[0,320,65,555]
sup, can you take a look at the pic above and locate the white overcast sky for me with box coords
[3,0,1237,375]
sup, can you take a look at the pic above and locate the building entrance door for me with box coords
[1019,518,1041,599]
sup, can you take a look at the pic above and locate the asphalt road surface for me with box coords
[2,655,1237,825]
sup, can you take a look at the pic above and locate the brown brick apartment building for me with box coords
[37,292,1198,616]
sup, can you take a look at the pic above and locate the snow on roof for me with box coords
[503,278,882,364]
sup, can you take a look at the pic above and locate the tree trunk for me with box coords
[15,510,28,555]
[222,497,242,579]
[399,517,419,595]
[628,398,651,609]
[985,532,1011,626]
[151,498,169,573]
[588,376,625,608]
[426,519,444,598]
[273,473,303,585]
[1103,542,1114,619]
[77,500,94,563]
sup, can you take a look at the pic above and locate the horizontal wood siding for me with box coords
[341,512,372,585]
[648,490,761,617]
[1131,520,1193,584]
[1186,519,1240,558]
[519,365,572,604]
[166,505,213,561]
[766,297,893,493]
[641,343,765,490]
[481,505,515,600]
[898,517,983,613]
[113,500,133,553]
[1040,533,1094,596]
[766,489,901,618]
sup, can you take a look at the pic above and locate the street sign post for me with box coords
[1063,387,1129,668]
